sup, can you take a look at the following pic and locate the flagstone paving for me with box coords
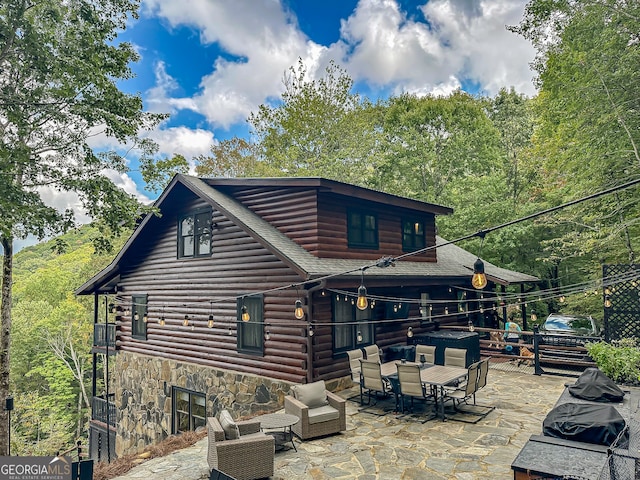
[112,369,576,479]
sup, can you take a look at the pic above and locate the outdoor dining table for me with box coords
[380,361,468,421]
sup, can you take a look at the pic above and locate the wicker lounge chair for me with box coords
[284,380,346,440]
[207,414,274,480]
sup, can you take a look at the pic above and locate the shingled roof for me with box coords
[76,174,538,295]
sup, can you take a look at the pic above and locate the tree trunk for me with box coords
[1,236,13,455]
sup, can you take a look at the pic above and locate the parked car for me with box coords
[539,313,600,346]
[541,313,598,336]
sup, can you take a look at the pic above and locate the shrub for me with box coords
[585,338,640,385]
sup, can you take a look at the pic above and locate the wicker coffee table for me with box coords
[255,412,299,452]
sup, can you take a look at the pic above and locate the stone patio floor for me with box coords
[112,368,576,480]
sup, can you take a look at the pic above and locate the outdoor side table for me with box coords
[255,412,299,452]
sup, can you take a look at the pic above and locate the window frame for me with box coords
[402,218,426,252]
[172,387,206,434]
[237,295,264,355]
[131,294,147,340]
[332,294,374,354]
[347,209,379,250]
[178,208,212,259]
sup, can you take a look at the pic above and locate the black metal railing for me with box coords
[93,323,116,348]
[91,395,116,425]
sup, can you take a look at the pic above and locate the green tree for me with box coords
[374,91,503,205]
[247,59,381,184]
[512,0,640,271]
[0,0,168,454]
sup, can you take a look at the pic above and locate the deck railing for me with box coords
[91,395,116,425]
[93,323,116,348]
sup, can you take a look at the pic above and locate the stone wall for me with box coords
[114,351,294,456]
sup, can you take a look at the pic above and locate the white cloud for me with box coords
[331,0,535,96]
[142,0,323,129]
[145,126,216,172]
[139,0,536,130]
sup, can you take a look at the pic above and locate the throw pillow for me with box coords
[218,409,240,440]
[293,380,329,408]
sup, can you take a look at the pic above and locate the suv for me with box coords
[541,313,598,336]
[539,313,600,347]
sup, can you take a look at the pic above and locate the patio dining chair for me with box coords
[345,348,364,402]
[363,344,381,363]
[444,347,467,367]
[359,358,393,414]
[396,363,436,422]
[415,344,436,364]
[443,361,494,423]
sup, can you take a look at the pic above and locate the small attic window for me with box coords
[178,209,212,258]
[347,210,378,249]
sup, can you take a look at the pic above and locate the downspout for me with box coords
[305,280,326,384]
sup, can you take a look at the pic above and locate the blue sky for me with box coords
[16,0,538,252]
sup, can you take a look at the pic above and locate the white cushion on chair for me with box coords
[307,404,340,425]
[218,409,240,440]
[293,380,329,408]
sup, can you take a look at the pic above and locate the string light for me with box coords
[294,300,305,319]
[241,305,250,322]
[265,330,271,341]
[183,314,189,327]
[406,326,413,338]
[308,325,314,337]
[356,270,368,310]
[356,330,363,342]
[208,301,214,328]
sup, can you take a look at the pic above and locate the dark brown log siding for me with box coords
[220,186,436,262]
[116,188,308,384]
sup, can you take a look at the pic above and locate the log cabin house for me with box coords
[76,175,537,459]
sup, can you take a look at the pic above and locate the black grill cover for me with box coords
[568,368,625,402]
[543,403,626,446]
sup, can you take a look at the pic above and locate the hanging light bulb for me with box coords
[356,285,368,310]
[241,305,250,322]
[471,258,488,289]
[265,330,271,341]
[531,311,537,322]
[308,325,314,337]
[604,295,612,308]
[559,295,566,303]
[468,320,475,332]
[294,300,305,319]
[142,312,148,323]
[208,300,214,328]
[133,312,139,321]
[444,307,449,315]
[356,330,363,342]
[108,303,116,314]
[159,305,166,326]
[183,314,189,327]
[393,304,398,313]
[604,287,612,295]
[228,327,233,335]
[321,290,326,296]
[406,326,414,338]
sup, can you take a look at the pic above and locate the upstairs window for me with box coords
[402,219,425,252]
[178,209,212,258]
[347,210,378,249]
[131,294,147,340]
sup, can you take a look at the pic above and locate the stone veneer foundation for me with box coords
[114,351,296,457]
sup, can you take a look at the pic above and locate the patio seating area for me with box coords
[112,369,584,480]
